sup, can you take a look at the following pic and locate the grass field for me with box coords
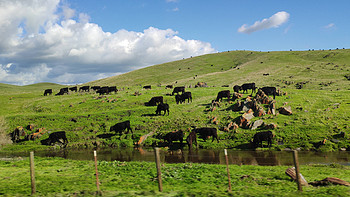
[0,156,349,196]
[0,49,349,152]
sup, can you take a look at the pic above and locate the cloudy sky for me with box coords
[0,0,349,85]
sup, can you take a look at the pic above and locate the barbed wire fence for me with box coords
[24,148,329,195]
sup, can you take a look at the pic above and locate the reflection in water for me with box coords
[1,148,349,166]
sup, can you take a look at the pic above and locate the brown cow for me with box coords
[186,130,197,149]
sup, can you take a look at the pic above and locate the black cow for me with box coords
[216,90,230,101]
[233,85,242,93]
[193,127,219,142]
[40,131,68,146]
[96,86,109,95]
[147,96,163,106]
[143,85,151,89]
[110,120,133,135]
[91,86,101,91]
[186,130,197,149]
[55,88,69,96]
[69,86,77,92]
[9,126,26,142]
[156,103,169,115]
[175,92,192,104]
[43,89,52,96]
[260,87,277,99]
[172,86,185,95]
[79,86,90,92]
[164,130,184,145]
[108,86,118,93]
[252,131,274,148]
[241,83,256,94]
[165,85,173,89]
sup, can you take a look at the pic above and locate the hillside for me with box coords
[89,49,350,91]
[0,49,349,152]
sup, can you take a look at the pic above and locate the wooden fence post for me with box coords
[94,150,101,194]
[224,149,232,192]
[154,148,163,192]
[29,151,36,195]
[293,150,302,192]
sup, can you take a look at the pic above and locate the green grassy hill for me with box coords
[0,49,349,152]
[89,49,350,91]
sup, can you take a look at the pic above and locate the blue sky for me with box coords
[0,0,349,85]
[69,0,348,51]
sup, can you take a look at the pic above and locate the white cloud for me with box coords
[238,11,290,34]
[0,0,215,85]
[324,23,335,29]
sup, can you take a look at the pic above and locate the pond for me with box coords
[1,148,349,166]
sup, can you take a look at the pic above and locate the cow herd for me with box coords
[43,85,118,96]
[31,83,279,148]
[141,83,278,149]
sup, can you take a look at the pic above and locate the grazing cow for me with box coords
[216,90,230,101]
[241,83,256,94]
[69,86,77,92]
[108,86,118,93]
[186,130,197,149]
[147,96,163,106]
[233,85,242,93]
[164,130,184,145]
[143,85,151,89]
[175,92,192,104]
[9,126,26,142]
[156,103,169,115]
[193,127,219,142]
[165,85,173,89]
[79,86,90,92]
[172,86,185,95]
[96,86,109,95]
[91,86,101,91]
[110,120,133,135]
[55,88,69,96]
[260,87,277,99]
[43,89,52,96]
[40,131,68,146]
[252,131,274,148]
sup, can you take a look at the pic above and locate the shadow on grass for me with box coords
[141,114,158,117]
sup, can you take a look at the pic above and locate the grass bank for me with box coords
[0,156,349,196]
